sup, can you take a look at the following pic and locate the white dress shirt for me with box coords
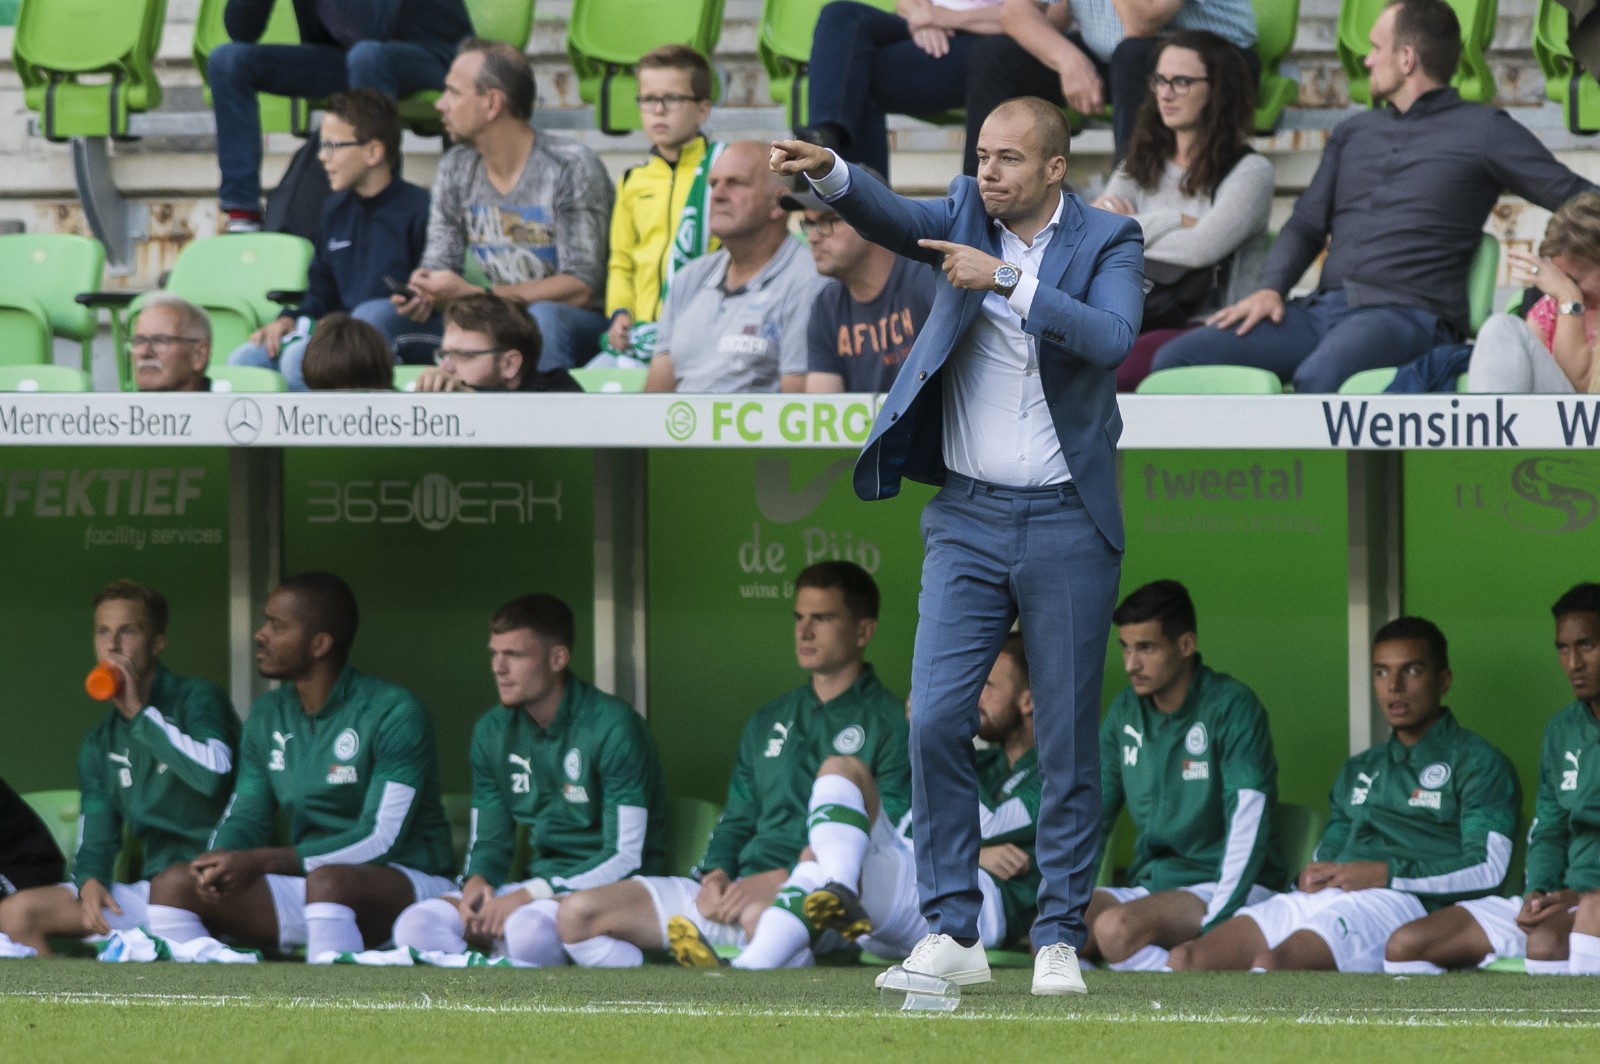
[812,154,1071,487]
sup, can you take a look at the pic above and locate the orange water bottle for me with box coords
[85,661,123,701]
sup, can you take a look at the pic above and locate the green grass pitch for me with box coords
[5,960,1599,1063]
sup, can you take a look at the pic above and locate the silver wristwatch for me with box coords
[1559,300,1585,316]
[993,262,1022,298]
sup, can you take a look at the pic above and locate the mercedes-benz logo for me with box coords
[225,398,263,445]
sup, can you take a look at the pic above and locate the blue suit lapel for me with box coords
[1033,193,1087,294]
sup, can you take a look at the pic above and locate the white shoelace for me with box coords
[1037,943,1079,977]
[906,934,953,969]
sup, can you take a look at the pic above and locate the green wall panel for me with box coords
[282,449,596,795]
[0,448,232,791]
[1403,452,1600,815]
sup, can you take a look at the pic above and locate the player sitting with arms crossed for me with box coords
[1085,580,1283,971]
[0,582,237,956]
[1170,617,1520,973]
[1385,583,1600,975]
[392,593,668,965]
[556,562,906,968]
[147,572,455,963]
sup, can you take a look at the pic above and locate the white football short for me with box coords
[1456,894,1527,965]
[634,875,749,951]
[63,879,150,936]
[857,812,1008,958]
[265,864,454,949]
[1095,882,1279,909]
[1237,887,1426,972]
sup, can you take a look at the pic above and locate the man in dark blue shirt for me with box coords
[227,90,439,389]
[210,0,472,232]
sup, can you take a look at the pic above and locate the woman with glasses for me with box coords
[1090,30,1271,390]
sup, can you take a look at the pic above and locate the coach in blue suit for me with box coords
[774,97,1144,996]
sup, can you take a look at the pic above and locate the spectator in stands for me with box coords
[391,39,615,372]
[1092,31,1270,391]
[1153,0,1597,393]
[796,0,1008,179]
[227,90,438,390]
[412,294,582,392]
[644,143,827,394]
[131,295,213,393]
[0,582,236,957]
[1468,193,1600,393]
[782,174,935,393]
[1170,617,1520,973]
[209,0,472,233]
[1086,580,1282,971]
[300,314,396,390]
[1383,583,1600,976]
[148,572,455,965]
[601,45,722,368]
[962,0,1258,174]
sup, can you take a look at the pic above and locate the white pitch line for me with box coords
[5,991,1600,1029]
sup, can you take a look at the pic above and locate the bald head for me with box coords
[987,97,1071,166]
[709,140,790,242]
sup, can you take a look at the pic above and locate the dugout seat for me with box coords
[570,367,649,393]
[1534,0,1600,135]
[0,365,93,392]
[393,365,430,392]
[566,0,724,134]
[396,0,537,135]
[1337,0,1496,106]
[12,0,167,140]
[1337,367,1399,394]
[208,364,290,393]
[20,790,81,878]
[441,792,474,870]
[1251,0,1301,134]
[1467,232,1500,336]
[0,233,105,372]
[664,795,723,877]
[1135,365,1284,395]
[192,0,312,136]
[1274,801,1328,880]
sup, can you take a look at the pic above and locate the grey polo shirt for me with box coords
[658,237,827,393]
[1264,87,1595,333]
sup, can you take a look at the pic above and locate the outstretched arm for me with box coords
[770,142,950,263]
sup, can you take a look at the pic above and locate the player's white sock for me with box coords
[146,904,213,946]
[502,899,566,967]
[732,863,826,970]
[1382,959,1445,975]
[1568,932,1600,975]
[391,898,467,954]
[564,934,643,968]
[1107,944,1170,972]
[808,774,871,887]
[1525,957,1572,976]
[304,902,363,962]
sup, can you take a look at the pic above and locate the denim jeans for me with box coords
[228,298,442,391]
[209,40,449,211]
[527,302,607,370]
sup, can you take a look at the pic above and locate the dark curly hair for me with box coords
[1121,31,1256,200]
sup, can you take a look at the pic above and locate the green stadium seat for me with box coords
[441,792,475,870]
[1534,0,1600,134]
[567,0,725,134]
[664,795,722,877]
[193,0,313,136]
[20,789,80,877]
[569,366,649,393]
[0,364,93,392]
[1251,0,1301,134]
[1337,0,1496,106]
[0,234,105,372]
[1467,231,1499,336]
[13,0,167,139]
[1135,365,1284,394]
[1337,367,1399,394]
[394,364,430,391]
[397,0,537,135]
[208,364,290,392]
[156,233,315,380]
[1274,800,1328,880]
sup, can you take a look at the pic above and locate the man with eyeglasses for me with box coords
[961,0,1258,173]
[643,142,827,394]
[208,0,472,233]
[412,294,581,393]
[785,171,935,395]
[227,90,438,390]
[132,295,213,393]
[392,39,614,372]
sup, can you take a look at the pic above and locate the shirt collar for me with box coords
[1388,706,1457,762]
[991,191,1067,250]
[1389,85,1461,118]
[707,237,799,296]
[805,663,881,709]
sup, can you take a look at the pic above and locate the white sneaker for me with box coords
[875,933,991,989]
[1032,943,1087,995]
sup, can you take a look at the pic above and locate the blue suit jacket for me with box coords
[830,165,1145,551]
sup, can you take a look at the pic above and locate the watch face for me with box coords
[995,264,1020,289]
